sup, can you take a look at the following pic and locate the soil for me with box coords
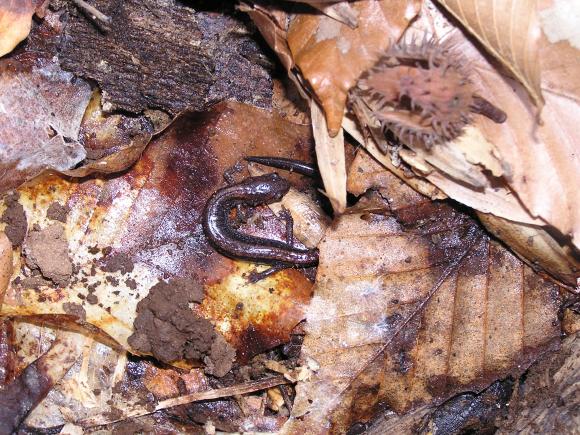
[62,302,86,321]
[46,202,69,223]
[128,278,235,377]
[101,253,134,275]
[1,192,27,247]
[23,224,73,287]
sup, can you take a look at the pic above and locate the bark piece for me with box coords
[59,0,272,115]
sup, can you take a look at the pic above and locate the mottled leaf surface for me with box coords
[284,165,561,434]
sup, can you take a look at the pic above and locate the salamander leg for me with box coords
[278,207,294,245]
[246,262,290,283]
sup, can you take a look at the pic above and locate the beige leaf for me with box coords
[437,0,544,109]
[0,231,11,307]
[284,178,561,434]
[0,0,34,57]
[311,100,347,213]
[348,0,580,263]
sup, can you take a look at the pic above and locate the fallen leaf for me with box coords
[347,0,580,279]
[0,56,91,194]
[0,231,11,307]
[62,91,155,177]
[311,100,347,213]
[437,0,544,110]
[0,330,87,433]
[0,0,34,57]
[478,213,580,290]
[286,0,421,136]
[284,172,561,433]
[242,4,294,71]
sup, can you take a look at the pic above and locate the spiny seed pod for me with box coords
[353,37,506,149]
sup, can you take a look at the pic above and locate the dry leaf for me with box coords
[287,0,422,136]
[347,0,580,274]
[0,330,87,433]
[62,91,156,177]
[311,101,347,213]
[0,0,34,57]
[478,213,580,289]
[284,175,561,433]
[0,231,11,307]
[437,0,544,110]
[0,57,91,194]
[242,4,294,71]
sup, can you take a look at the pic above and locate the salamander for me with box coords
[202,173,319,267]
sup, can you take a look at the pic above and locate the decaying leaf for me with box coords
[0,0,34,57]
[437,0,544,110]
[0,56,92,194]
[0,232,11,307]
[62,91,156,177]
[2,320,285,432]
[286,0,422,136]
[0,102,316,370]
[478,213,579,290]
[284,166,561,433]
[0,330,88,433]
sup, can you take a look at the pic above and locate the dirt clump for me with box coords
[101,253,134,274]
[46,202,70,222]
[23,224,72,287]
[128,278,235,377]
[1,192,27,247]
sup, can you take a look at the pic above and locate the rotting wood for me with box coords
[59,0,273,115]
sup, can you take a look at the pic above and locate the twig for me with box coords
[71,0,112,29]
[80,375,290,427]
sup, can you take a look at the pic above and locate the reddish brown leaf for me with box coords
[286,0,421,136]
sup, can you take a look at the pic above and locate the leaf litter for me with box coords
[0,0,578,433]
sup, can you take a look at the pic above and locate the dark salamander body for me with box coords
[202,173,319,266]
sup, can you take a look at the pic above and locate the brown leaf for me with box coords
[242,4,294,71]
[478,213,580,290]
[287,0,421,136]
[0,0,34,57]
[0,102,316,367]
[284,173,561,433]
[0,330,87,432]
[437,0,544,110]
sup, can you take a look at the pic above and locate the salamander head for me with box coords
[244,173,291,204]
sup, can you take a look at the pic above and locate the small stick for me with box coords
[72,0,112,27]
[80,375,290,427]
